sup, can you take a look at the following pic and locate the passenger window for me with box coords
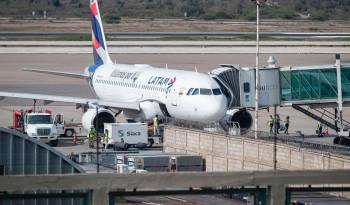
[187,88,194,95]
[244,82,250,93]
[192,88,199,95]
[212,88,222,95]
[200,88,212,95]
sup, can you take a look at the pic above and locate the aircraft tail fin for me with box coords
[90,0,112,66]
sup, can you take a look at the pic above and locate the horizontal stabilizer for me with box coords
[23,68,88,79]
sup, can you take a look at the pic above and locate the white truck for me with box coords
[12,109,81,146]
[23,112,63,146]
[104,123,150,150]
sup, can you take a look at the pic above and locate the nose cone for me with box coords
[198,95,228,122]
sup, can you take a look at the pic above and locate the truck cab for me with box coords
[24,112,61,146]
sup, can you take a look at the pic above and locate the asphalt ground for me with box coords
[1,52,350,205]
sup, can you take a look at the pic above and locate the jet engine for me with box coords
[223,109,253,132]
[82,108,116,132]
[123,101,161,122]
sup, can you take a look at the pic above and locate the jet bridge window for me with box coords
[212,88,222,95]
[243,82,250,93]
[200,88,212,95]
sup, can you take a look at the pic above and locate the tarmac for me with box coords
[2,41,350,53]
[1,52,350,136]
[1,50,350,205]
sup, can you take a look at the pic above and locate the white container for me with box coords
[104,123,148,145]
[116,164,129,173]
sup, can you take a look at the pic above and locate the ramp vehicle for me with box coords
[104,122,149,150]
[11,110,62,146]
[11,109,79,146]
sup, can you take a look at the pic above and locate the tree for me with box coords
[52,0,61,7]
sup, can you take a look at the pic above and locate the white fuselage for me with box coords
[92,64,228,122]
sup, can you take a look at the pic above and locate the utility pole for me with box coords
[273,104,277,171]
[253,0,265,139]
[33,99,37,112]
[95,106,100,173]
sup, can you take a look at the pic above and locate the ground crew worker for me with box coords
[88,126,96,148]
[268,115,273,134]
[275,114,280,134]
[103,129,109,150]
[19,109,25,132]
[284,116,290,134]
[153,114,159,136]
[317,121,323,137]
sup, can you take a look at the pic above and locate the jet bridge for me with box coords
[209,55,350,140]
[209,63,279,133]
[209,65,241,109]
[209,62,280,109]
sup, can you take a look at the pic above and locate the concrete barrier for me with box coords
[163,126,350,171]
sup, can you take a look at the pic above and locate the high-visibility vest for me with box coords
[317,122,321,129]
[153,117,158,127]
[268,118,273,125]
[88,128,96,140]
[104,133,109,144]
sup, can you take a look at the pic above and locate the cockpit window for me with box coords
[192,88,199,95]
[200,88,212,95]
[212,88,222,95]
[187,88,194,95]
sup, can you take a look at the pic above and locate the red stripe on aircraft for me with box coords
[90,2,98,16]
[92,36,100,49]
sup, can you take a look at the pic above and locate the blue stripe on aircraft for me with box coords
[88,64,100,73]
[91,16,105,50]
[92,48,103,66]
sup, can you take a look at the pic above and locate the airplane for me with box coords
[0,0,230,132]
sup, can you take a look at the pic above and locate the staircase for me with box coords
[292,104,350,132]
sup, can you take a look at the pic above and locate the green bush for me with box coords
[52,0,61,7]
[261,6,297,20]
[203,12,232,20]
[104,14,121,24]
[311,11,329,21]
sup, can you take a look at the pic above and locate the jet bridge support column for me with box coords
[336,54,344,134]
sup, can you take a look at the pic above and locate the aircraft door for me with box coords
[54,113,65,135]
[167,87,178,107]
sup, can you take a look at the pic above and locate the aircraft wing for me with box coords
[23,68,88,79]
[0,91,140,111]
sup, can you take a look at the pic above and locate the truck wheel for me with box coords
[136,142,147,149]
[64,129,74,138]
[339,137,346,146]
[148,139,154,148]
[124,143,129,151]
[334,136,340,144]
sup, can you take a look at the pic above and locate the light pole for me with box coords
[253,0,265,139]
[95,106,100,173]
